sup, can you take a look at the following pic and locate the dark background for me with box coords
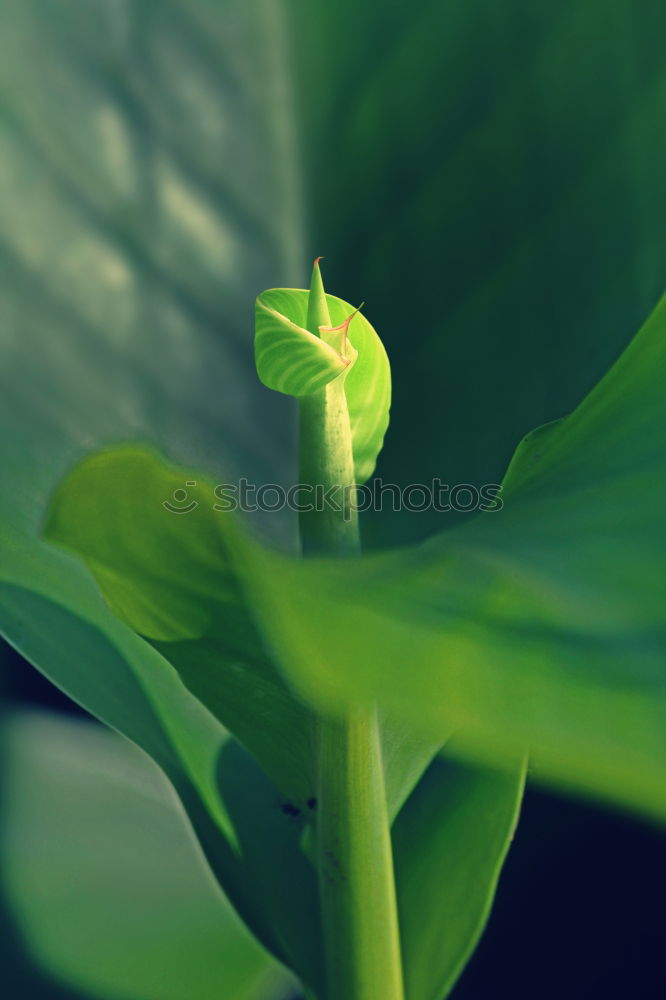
[3,637,664,1000]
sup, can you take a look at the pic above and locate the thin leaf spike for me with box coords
[320,303,365,360]
[254,262,391,483]
[306,257,331,334]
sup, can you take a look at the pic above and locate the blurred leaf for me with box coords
[44,444,315,804]
[43,443,437,822]
[1,711,291,1000]
[292,0,666,548]
[1,1,665,798]
[0,691,87,998]
[0,0,321,987]
[36,435,446,993]
[0,582,325,993]
[0,0,304,544]
[44,443,527,999]
[244,295,666,819]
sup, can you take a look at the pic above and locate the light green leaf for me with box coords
[327,295,391,486]
[43,443,435,823]
[1,711,291,1000]
[255,289,351,397]
[244,294,666,820]
[44,442,316,806]
[255,287,391,484]
[43,442,527,1000]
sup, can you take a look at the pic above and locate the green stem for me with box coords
[298,261,404,1000]
[316,705,404,1000]
[298,379,358,557]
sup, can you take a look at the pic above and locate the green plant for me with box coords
[1,3,666,998]
[14,256,660,1000]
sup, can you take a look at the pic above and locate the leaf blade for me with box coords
[2,710,291,1000]
[242,294,666,819]
[395,747,525,1000]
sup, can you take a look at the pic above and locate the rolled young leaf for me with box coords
[255,262,391,484]
[255,288,352,397]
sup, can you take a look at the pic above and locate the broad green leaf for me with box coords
[0,2,325,988]
[44,444,316,805]
[1,711,291,1000]
[43,443,527,999]
[255,288,391,484]
[0,689,85,997]
[43,443,436,823]
[3,0,665,806]
[0,578,325,992]
[2,1,666,763]
[393,746,525,1000]
[292,0,666,549]
[0,0,304,523]
[242,294,666,820]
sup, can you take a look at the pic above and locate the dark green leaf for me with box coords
[0,1,323,984]
[292,0,666,549]
[394,746,525,1000]
[1,710,291,1000]
[0,581,324,991]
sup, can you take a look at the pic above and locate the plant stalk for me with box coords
[315,703,404,1000]
[298,261,404,1000]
